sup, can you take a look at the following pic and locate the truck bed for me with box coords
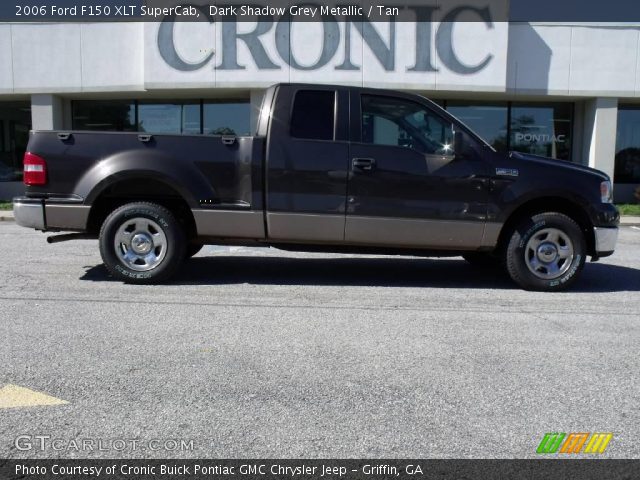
[24,130,264,211]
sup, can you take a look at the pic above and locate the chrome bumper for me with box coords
[13,201,45,230]
[594,227,618,253]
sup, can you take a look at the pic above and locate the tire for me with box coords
[185,243,204,258]
[99,202,186,284]
[463,252,499,268]
[505,212,586,291]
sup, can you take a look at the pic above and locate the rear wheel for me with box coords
[505,212,586,291]
[99,202,186,284]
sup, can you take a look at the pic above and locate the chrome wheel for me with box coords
[524,227,574,280]
[113,217,167,271]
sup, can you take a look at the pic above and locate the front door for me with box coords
[345,93,490,249]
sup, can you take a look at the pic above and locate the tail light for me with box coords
[23,152,47,186]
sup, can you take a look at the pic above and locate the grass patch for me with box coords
[0,201,12,210]
[617,204,640,216]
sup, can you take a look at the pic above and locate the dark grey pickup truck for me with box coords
[14,83,619,291]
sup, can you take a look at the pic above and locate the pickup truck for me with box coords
[13,83,619,291]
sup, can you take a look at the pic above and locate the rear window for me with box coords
[290,90,335,141]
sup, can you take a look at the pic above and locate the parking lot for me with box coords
[1,222,639,458]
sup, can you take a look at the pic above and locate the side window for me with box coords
[361,95,454,155]
[291,90,335,141]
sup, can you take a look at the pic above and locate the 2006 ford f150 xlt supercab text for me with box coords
[13,84,619,291]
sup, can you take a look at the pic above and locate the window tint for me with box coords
[361,95,453,155]
[203,101,250,136]
[615,106,640,183]
[72,99,251,136]
[72,100,136,131]
[446,101,508,152]
[291,90,335,140]
[510,103,572,160]
[0,101,31,182]
[138,101,199,134]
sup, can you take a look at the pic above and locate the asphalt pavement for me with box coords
[1,223,639,459]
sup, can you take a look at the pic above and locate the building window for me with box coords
[290,90,335,141]
[509,103,573,161]
[203,101,250,136]
[72,100,136,131]
[138,101,200,134]
[0,102,32,182]
[445,101,573,160]
[615,106,640,184]
[446,101,508,152]
[72,99,250,136]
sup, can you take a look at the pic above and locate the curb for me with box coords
[620,216,640,226]
[0,211,14,222]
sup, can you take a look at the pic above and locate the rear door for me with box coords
[265,85,349,242]
[345,92,491,249]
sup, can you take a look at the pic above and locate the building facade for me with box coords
[1,12,640,201]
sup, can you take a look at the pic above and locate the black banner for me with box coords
[2,0,640,23]
[1,459,639,480]
[2,1,511,23]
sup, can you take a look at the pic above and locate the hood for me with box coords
[509,151,609,181]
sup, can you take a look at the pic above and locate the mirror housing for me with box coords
[453,130,465,156]
[453,130,476,159]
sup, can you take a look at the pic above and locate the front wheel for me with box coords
[99,202,186,284]
[505,212,586,291]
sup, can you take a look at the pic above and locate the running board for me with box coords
[46,233,96,244]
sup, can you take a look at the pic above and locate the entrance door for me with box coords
[345,93,490,249]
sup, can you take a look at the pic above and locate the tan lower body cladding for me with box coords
[193,209,501,249]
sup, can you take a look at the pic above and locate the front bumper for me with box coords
[594,226,618,256]
[13,199,45,230]
[589,202,620,227]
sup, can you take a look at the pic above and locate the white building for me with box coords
[1,6,640,201]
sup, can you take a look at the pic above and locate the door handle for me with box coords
[352,157,376,171]
[221,135,236,145]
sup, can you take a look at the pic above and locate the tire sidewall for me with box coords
[507,213,586,291]
[99,203,185,283]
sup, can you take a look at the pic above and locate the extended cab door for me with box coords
[345,92,491,249]
[265,85,349,242]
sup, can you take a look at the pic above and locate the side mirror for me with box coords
[453,130,465,156]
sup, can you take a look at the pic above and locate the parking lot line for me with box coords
[0,384,68,409]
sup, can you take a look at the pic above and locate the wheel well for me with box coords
[86,178,197,240]
[496,197,595,256]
